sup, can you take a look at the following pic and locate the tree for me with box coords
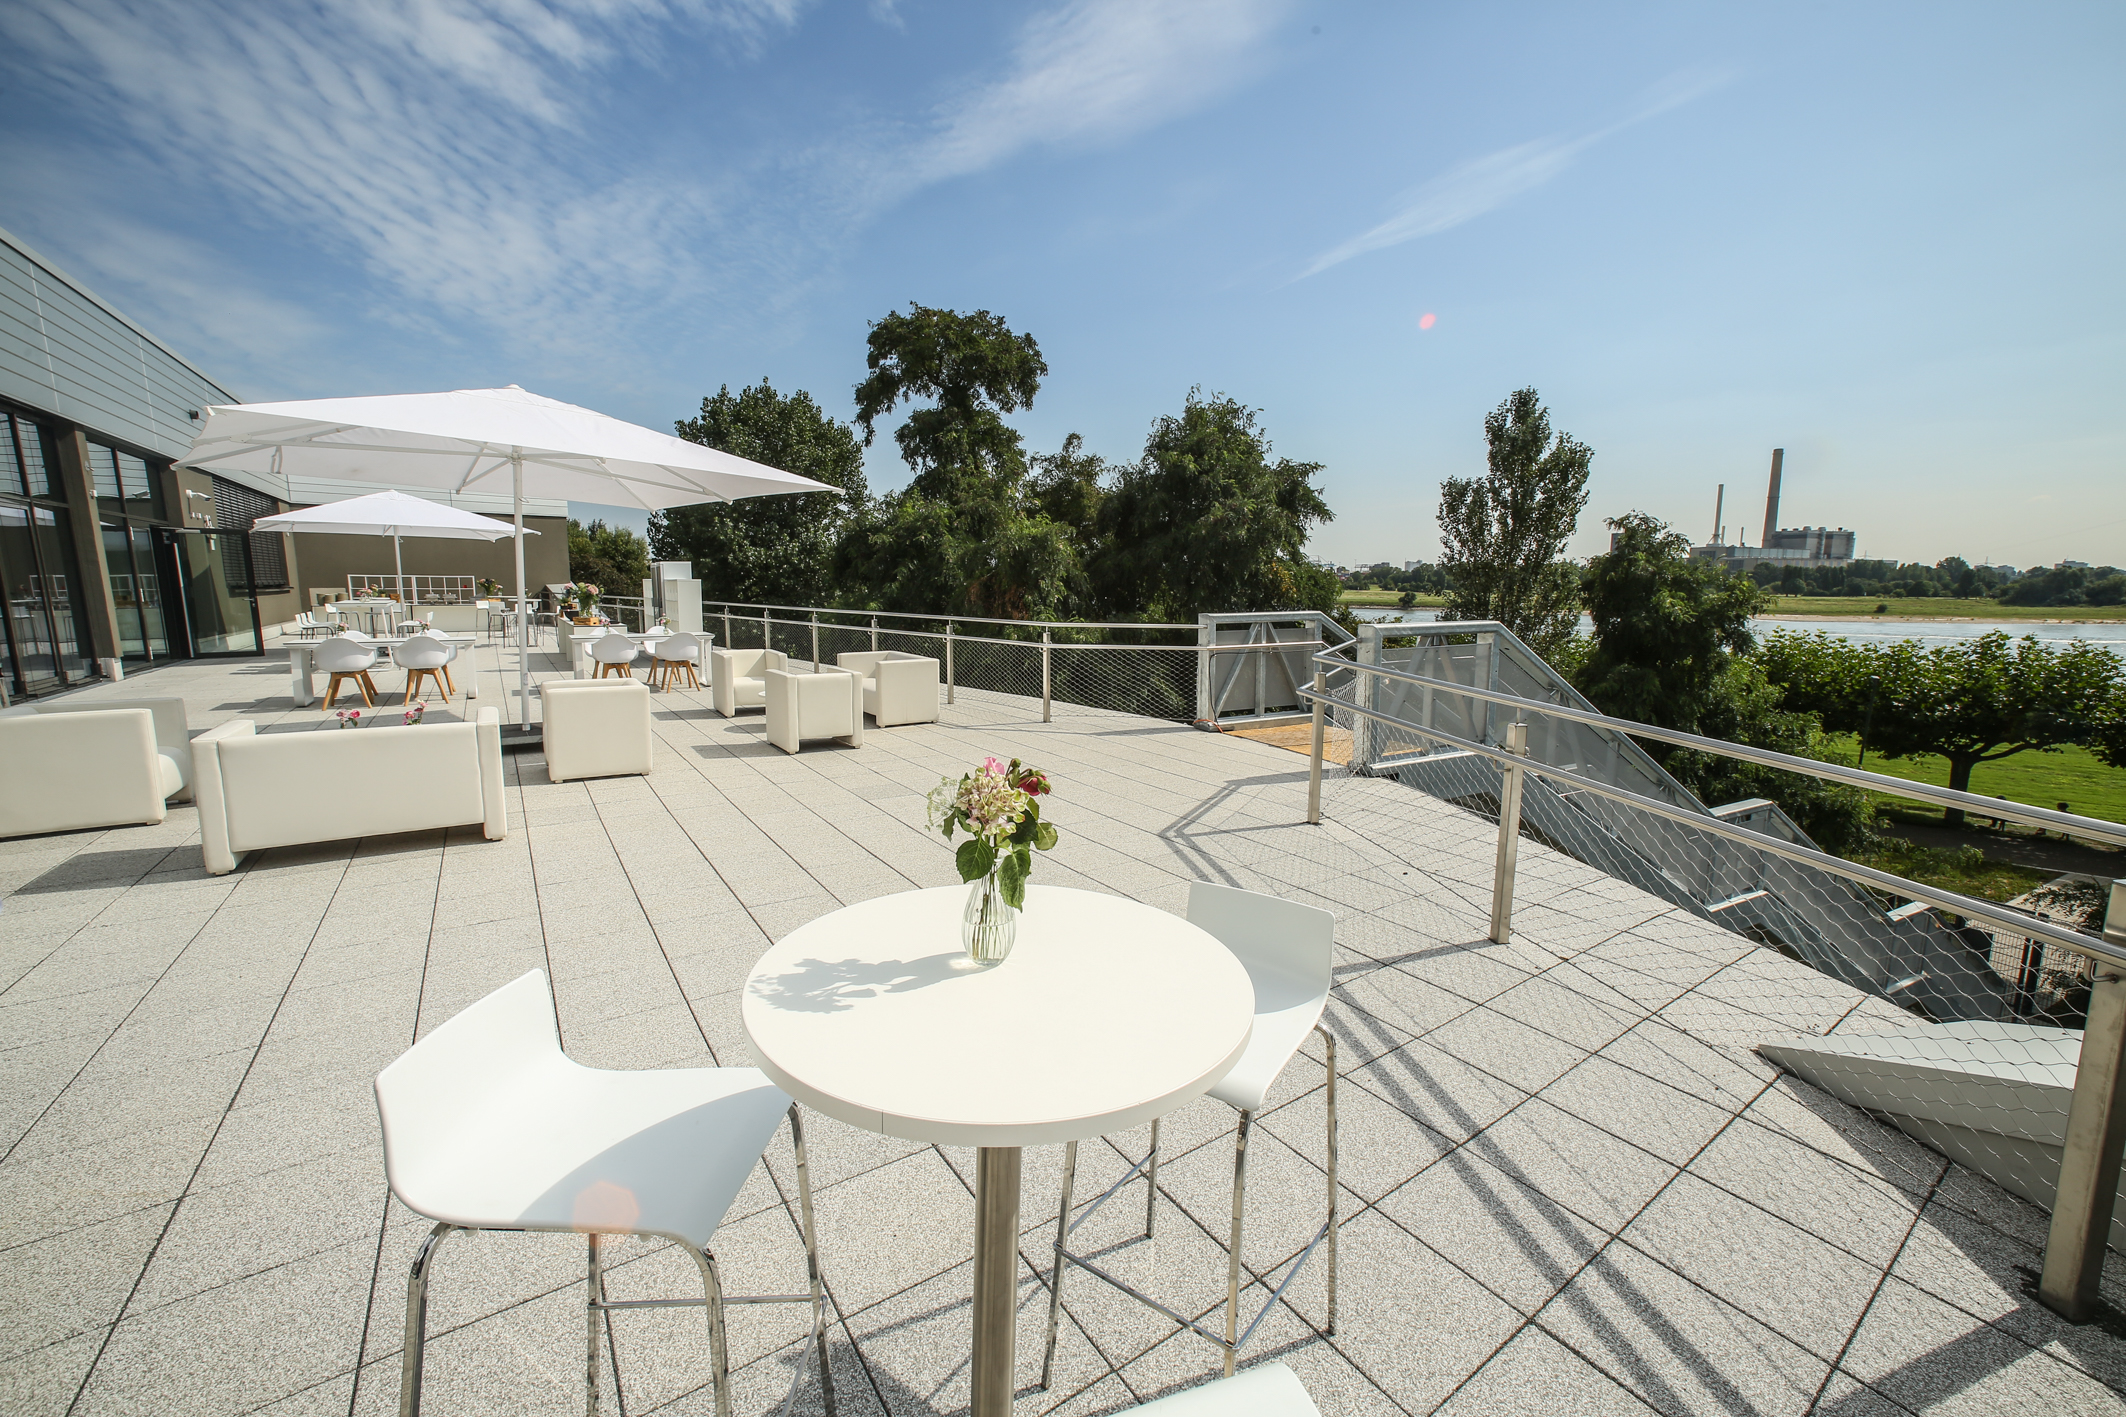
[840,304,1078,619]
[1092,390,1338,621]
[1438,388,1593,660]
[567,518,649,594]
[1576,513,1769,729]
[1574,513,1869,851]
[1760,629,2126,824]
[651,380,867,606]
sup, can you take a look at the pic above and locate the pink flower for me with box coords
[982,757,1007,776]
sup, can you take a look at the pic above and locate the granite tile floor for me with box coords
[3,638,2123,1416]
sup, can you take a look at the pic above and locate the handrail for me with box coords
[703,600,1199,632]
[1300,681,2126,969]
[1315,651,2126,850]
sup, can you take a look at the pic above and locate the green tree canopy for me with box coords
[652,380,866,606]
[566,518,649,594]
[1438,387,1593,660]
[1577,512,1770,729]
[1092,390,1338,622]
[1759,629,2126,824]
[839,304,1078,619]
[1572,513,1867,850]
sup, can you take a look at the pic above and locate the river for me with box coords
[1347,606,2126,656]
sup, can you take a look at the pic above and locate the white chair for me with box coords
[709,647,787,716]
[375,970,835,1417]
[293,611,321,639]
[0,698,192,838]
[651,631,706,691]
[590,630,639,680]
[391,633,454,704]
[316,634,382,709]
[1126,1363,1321,1415]
[541,679,652,783]
[834,651,940,727]
[1041,883,1338,1385]
[191,709,506,875]
[763,665,863,755]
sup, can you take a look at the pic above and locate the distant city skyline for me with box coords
[3,1,2120,569]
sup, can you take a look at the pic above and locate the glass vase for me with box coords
[961,869,1017,965]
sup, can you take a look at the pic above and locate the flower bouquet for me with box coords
[334,708,364,729]
[404,701,426,725]
[927,757,1058,963]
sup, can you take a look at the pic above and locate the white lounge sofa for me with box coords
[0,696,193,838]
[540,679,652,783]
[709,647,787,718]
[191,707,506,875]
[764,665,863,755]
[834,651,941,727]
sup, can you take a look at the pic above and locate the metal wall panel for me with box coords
[0,227,240,464]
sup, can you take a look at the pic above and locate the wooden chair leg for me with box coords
[359,673,376,707]
[323,673,341,710]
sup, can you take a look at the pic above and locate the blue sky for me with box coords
[3,1,2120,569]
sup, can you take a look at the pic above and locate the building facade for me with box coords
[0,226,565,701]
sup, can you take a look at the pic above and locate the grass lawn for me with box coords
[1843,836,2053,904]
[1762,595,2126,621]
[1827,736,2126,825]
[1339,590,1448,607]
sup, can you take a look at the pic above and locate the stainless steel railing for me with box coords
[1298,649,2126,1318]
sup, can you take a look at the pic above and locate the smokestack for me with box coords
[1711,484,1725,545]
[1761,449,1784,548]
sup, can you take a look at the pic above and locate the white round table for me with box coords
[743,885,1254,1416]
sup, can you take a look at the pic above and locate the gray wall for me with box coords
[0,227,240,464]
[288,517,569,605]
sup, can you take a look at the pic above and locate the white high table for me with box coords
[742,885,1254,1416]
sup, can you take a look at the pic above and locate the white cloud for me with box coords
[913,0,1293,187]
[1300,67,1733,279]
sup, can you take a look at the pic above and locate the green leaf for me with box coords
[955,838,995,884]
[998,847,1030,909]
[1033,821,1058,852]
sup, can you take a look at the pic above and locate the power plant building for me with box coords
[1689,448,1859,576]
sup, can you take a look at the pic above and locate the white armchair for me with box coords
[190,708,507,875]
[709,647,787,717]
[835,651,941,727]
[764,666,863,755]
[0,697,193,838]
[539,679,652,783]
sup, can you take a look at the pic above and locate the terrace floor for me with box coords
[5,639,2126,1416]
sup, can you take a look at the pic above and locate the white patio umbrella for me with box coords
[176,386,835,731]
[251,488,535,608]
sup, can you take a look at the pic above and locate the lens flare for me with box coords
[1418,312,1437,330]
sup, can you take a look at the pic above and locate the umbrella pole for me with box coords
[394,535,405,612]
[513,453,529,730]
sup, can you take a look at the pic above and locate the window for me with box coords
[2,413,52,497]
[211,477,290,590]
[90,442,122,499]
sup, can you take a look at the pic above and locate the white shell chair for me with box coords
[1128,1362,1321,1414]
[391,633,454,704]
[590,629,640,680]
[1042,883,1338,1384]
[315,634,382,709]
[651,631,705,691]
[375,970,835,1417]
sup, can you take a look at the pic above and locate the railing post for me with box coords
[1489,720,1529,945]
[1041,630,1052,722]
[762,607,771,655]
[1353,624,1379,770]
[945,622,955,705]
[810,613,820,671]
[870,615,879,653]
[1306,668,1326,825]
[1196,615,1215,724]
[2041,881,2126,1321]
[722,606,732,648]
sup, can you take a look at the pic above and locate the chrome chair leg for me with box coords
[586,1233,605,1417]
[678,1241,733,1417]
[1145,1117,1160,1239]
[788,1104,838,1417]
[1318,1023,1338,1335]
[1224,1110,1253,1379]
[400,1222,461,1417]
[1038,1139,1079,1390]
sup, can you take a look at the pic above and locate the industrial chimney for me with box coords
[1761,449,1784,549]
[1711,484,1725,545]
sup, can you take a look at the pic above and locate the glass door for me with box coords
[0,502,60,693]
[174,529,261,654]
